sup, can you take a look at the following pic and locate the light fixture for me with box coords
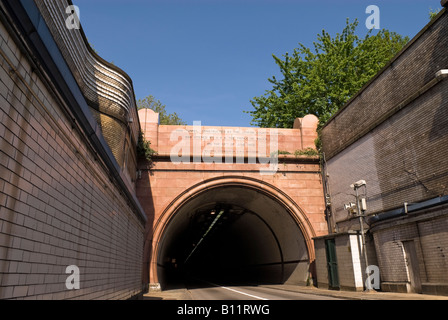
[344,202,356,210]
[350,180,366,189]
[350,180,372,291]
[435,69,448,79]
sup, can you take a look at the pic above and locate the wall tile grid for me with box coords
[0,19,144,300]
[319,10,448,294]
[373,209,448,285]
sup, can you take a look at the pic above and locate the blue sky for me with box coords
[73,0,443,127]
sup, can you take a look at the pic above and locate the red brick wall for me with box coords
[137,110,327,285]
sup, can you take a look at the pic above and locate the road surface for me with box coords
[186,281,342,300]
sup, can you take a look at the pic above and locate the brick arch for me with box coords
[148,176,317,286]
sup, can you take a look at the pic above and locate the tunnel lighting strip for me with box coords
[184,209,225,264]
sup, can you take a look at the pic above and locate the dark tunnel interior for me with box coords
[156,186,310,290]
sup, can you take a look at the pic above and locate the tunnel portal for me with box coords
[156,186,310,289]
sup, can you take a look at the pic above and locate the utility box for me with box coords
[314,232,378,291]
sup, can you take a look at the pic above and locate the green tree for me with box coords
[137,95,186,125]
[246,19,409,129]
[429,8,441,20]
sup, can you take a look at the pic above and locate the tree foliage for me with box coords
[429,8,441,20]
[246,19,409,128]
[136,131,156,161]
[137,95,186,125]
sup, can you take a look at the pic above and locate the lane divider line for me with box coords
[207,281,269,300]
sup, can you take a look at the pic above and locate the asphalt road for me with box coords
[186,282,342,300]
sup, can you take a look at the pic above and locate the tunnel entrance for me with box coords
[154,182,312,290]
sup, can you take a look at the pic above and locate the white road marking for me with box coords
[207,282,269,300]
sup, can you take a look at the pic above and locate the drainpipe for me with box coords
[320,152,334,234]
[368,195,448,225]
[352,182,372,291]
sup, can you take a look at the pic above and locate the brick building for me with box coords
[314,4,448,295]
[0,0,146,299]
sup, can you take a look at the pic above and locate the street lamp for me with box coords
[350,180,373,291]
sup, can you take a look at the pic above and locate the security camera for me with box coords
[350,180,366,189]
